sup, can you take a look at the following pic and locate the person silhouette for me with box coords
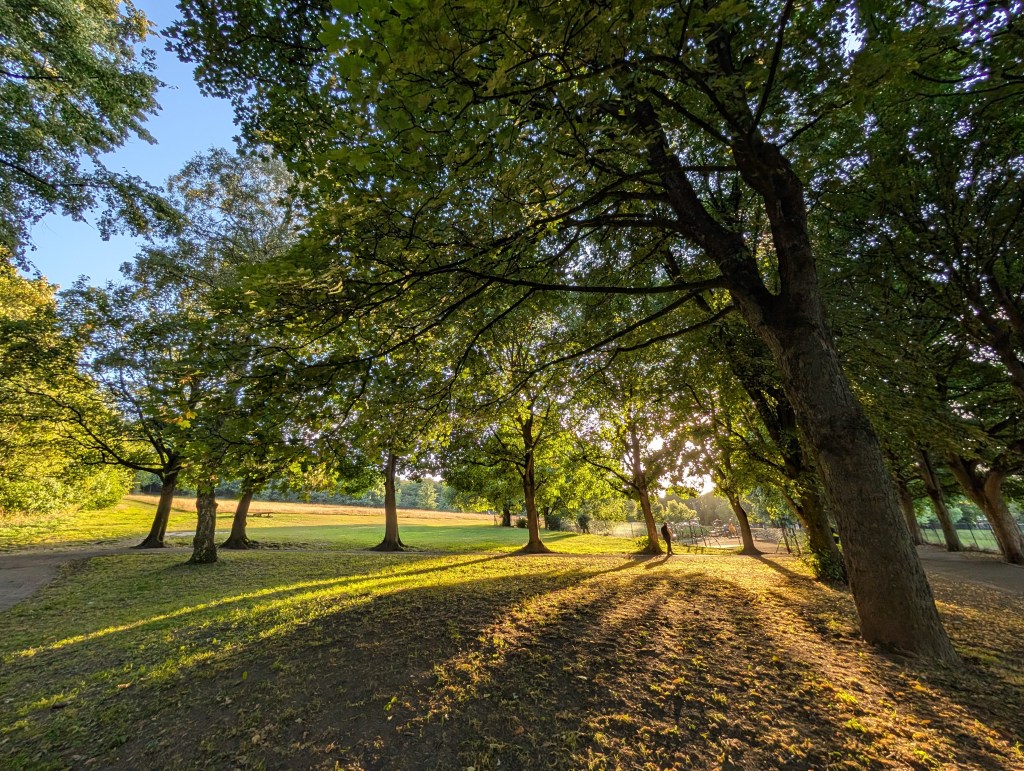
[661,522,674,556]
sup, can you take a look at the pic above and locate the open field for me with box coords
[1,546,1023,768]
[0,495,640,555]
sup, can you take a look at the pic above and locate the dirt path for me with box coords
[2,540,1021,614]
[0,543,186,613]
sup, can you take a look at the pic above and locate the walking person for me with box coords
[661,521,674,556]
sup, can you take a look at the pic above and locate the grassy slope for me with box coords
[0,544,1022,769]
[0,495,641,554]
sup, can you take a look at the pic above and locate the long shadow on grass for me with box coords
[5,557,1023,770]
[2,553,510,664]
[890,578,1024,763]
[15,563,836,768]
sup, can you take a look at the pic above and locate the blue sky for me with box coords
[27,1,238,289]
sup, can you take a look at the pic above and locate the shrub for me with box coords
[514,516,528,528]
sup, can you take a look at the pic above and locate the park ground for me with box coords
[1,498,1023,769]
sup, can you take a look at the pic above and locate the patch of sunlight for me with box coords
[10,554,465,660]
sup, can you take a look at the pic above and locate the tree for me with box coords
[571,352,690,555]
[451,311,579,553]
[61,280,196,547]
[441,446,523,526]
[0,264,131,514]
[1,0,174,265]
[821,3,1024,563]
[129,148,313,552]
[179,1,960,657]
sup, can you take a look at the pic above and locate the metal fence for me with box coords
[918,522,1015,553]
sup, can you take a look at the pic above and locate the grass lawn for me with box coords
[1,536,1023,768]
[0,495,642,554]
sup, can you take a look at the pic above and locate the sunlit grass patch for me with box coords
[1,494,643,554]
[1,550,1022,769]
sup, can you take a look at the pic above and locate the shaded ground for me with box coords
[1,551,1022,769]
[0,544,148,612]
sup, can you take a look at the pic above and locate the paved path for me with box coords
[916,544,1024,596]
[1,541,1021,615]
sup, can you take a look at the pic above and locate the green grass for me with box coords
[1,548,1023,769]
[920,527,1002,553]
[0,498,198,551]
[0,495,645,555]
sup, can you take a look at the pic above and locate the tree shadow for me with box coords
[4,553,1022,771]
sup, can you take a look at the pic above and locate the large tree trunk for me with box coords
[190,480,218,564]
[630,424,662,555]
[917,451,961,552]
[753,312,955,660]
[372,452,404,551]
[894,477,924,546]
[136,468,179,549]
[221,487,257,549]
[644,107,954,659]
[519,414,550,554]
[724,491,761,556]
[948,459,1024,564]
[500,503,512,527]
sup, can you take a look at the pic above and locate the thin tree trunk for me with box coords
[948,459,1024,564]
[500,503,512,527]
[190,480,218,564]
[630,424,662,555]
[373,452,403,551]
[222,487,257,549]
[894,478,924,546]
[725,491,761,555]
[136,468,178,549]
[918,451,961,552]
[521,467,550,553]
[785,488,846,581]
[519,414,550,554]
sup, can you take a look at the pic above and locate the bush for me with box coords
[544,511,564,531]
[802,548,847,583]
[515,516,528,528]
[576,512,591,533]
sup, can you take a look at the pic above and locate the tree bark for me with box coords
[645,103,954,658]
[519,413,550,554]
[500,503,512,527]
[136,468,179,549]
[753,311,955,659]
[894,477,924,546]
[947,459,1024,564]
[917,451,960,551]
[190,480,218,564]
[372,452,404,551]
[724,491,761,556]
[221,487,257,549]
[630,424,663,555]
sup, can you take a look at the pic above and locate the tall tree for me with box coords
[178,1,960,657]
[1,0,173,264]
[571,352,691,555]
[0,264,131,514]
